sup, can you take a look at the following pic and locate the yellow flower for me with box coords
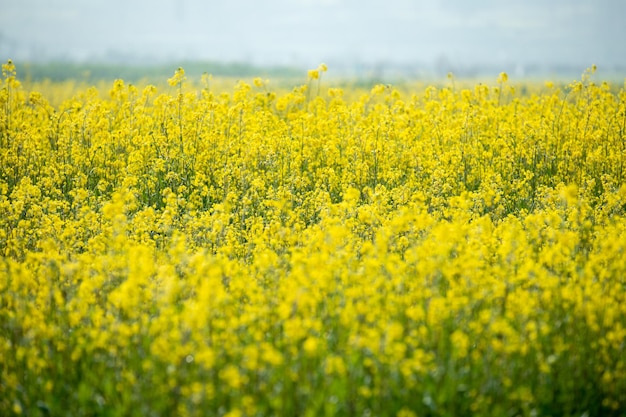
[303,336,320,356]
[219,364,244,390]
[167,67,186,87]
[2,58,626,416]
[451,329,470,358]
[223,409,242,417]
[371,84,386,95]
[308,69,320,80]
[397,408,417,417]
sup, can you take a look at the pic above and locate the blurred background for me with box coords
[1,0,625,80]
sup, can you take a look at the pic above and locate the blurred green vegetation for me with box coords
[15,60,303,83]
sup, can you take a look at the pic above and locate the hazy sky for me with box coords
[1,0,625,71]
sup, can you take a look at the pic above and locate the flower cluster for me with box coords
[1,62,625,416]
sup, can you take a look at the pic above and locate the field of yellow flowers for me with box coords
[1,59,626,417]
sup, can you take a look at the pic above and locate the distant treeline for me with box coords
[10,59,625,87]
[14,60,303,83]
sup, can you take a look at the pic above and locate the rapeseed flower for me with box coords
[1,60,625,416]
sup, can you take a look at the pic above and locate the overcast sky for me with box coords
[1,0,625,72]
